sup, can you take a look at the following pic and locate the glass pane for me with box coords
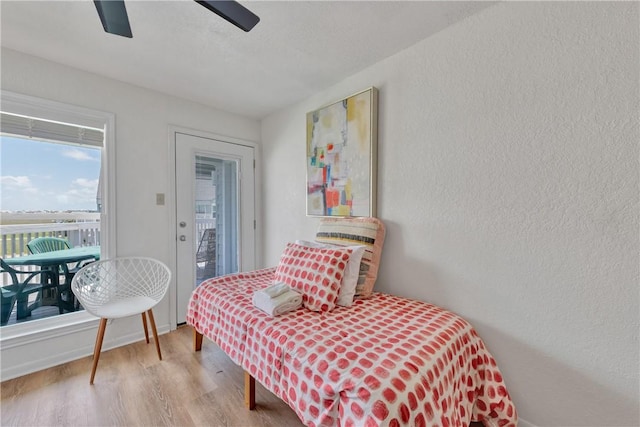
[194,155,238,286]
[0,136,102,327]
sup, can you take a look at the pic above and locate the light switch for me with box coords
[156,193,165,205]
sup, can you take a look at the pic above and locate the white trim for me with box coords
[517,417,537,427]
[1,319,170,381]
[102,102,117,259]
[168,127,178,329]
[0,311,97,346]
[254,139,263,269]
[0,90,117,379]
[167,125,259,329]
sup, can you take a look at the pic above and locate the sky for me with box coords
[0,136,101,212]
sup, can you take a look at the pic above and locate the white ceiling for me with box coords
[1,1,493,119]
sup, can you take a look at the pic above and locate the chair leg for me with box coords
[146,309,162,360]
[141,312,150,344]
[90,318,108,385]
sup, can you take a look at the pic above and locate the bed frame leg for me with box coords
[244,371,256,410]
[193,329,203,352]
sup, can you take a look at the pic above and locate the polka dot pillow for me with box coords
[274,242,353,312]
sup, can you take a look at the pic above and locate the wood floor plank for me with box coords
[1,325,302,427]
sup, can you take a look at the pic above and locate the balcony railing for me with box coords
[2,217,216,260]
[1,222,101,260]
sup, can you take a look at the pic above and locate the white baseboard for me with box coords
[518,416,536,427]
[1,318,170,381]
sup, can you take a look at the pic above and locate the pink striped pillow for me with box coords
[274,242,353,312]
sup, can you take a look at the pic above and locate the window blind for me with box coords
[0,112,104,147]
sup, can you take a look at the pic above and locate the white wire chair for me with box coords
[71,257,171,384]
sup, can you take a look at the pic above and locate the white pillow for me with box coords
[295,240,365,307]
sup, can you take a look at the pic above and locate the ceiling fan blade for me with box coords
[94,0,133,38]
[195,1,260,32]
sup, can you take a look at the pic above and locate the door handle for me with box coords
[179,235,186,241]
[179,221,187,228]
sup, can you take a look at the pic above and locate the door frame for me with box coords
[167,125,262,329]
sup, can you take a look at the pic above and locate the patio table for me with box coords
[4,246,101,313]
[4,246,101,268]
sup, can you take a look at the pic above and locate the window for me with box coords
[1,134,102,325]
[0,90,115,336]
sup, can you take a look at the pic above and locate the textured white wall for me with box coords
[261,3,639,426]
[0,48,260,377]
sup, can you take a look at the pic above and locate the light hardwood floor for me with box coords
[0,326,303,427]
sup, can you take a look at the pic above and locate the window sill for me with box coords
[0,311,99,350]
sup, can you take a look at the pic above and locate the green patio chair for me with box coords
[27,236,71,254]
[27,236,91,279]
[1,287,18,326]
[0,259,56,325]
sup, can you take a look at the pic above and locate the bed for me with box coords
[187,218,517,426]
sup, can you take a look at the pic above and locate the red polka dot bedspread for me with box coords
[187,267,518,427]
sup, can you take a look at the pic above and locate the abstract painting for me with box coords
[306,87,378,217]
